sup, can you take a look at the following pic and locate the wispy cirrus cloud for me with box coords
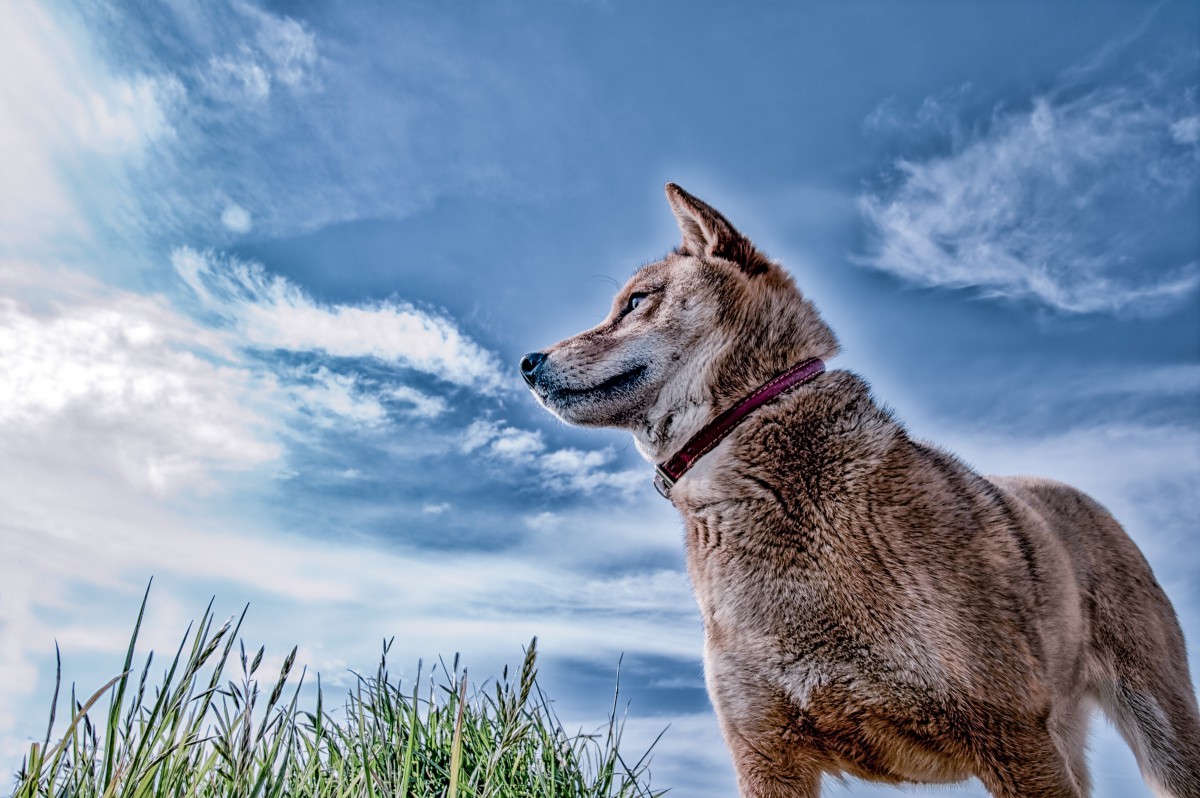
[858,57,1200,315]
[239,2,319,90]
[198,1,320,104]
[173,247,508,393]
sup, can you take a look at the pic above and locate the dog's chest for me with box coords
[685,501,965,784]
[680,499,836,642]
[676,479,931,677]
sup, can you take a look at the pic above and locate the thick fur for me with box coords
[523,184,1200,797]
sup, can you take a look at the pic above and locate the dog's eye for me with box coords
[627,292,649,313]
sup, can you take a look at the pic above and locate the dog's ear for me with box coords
[665,183,770,276]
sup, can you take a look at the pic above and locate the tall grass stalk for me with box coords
[12,590,665,798]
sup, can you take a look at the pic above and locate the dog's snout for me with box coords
[520,352,547,387]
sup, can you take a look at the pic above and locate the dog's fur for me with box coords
[522,184,1200,798]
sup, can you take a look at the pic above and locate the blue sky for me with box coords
[1,1,1197,796]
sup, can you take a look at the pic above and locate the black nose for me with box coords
[520,352,547,387]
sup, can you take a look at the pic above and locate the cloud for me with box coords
[287,366,389,427]
[221,202,253,232]
[541,447,643,492]
[283,367,447,425]
[0,266,280,493]
[461,420,644,494]
[390,385,449,418]
[0,0,329,260]
[0,264,274,751]
[862,83,974,140]
[858,69,1200,315]
[1172,114,1200,146]
[0,1,184,255]
[203,53,272,103]
[173,247,508,393]
[0,248,658,762]
[240,3,319,89]
[198,4,319,104]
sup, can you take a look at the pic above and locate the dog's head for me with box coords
[522,183,839,460]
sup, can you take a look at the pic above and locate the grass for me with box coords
[11,584,666,798]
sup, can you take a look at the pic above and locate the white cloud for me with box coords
[198,2,319,104]
[73,73,183,156]
[173,247,509,393]
[0,267,281,493]
[0,1,183,253]
[203,53,272,103]
[287,367,447,426]
[287,366,388,427]
[858,83,1200,315]
[390,385,448,418]
[460,420,644,493]
[541,447,644,493]
[0,263,287,754]
[1170,114,1200,145]
[492,427,547,460]
[0,251,643,760]
[461,419,505,453]
[243,4,319,89]
[221,203,254,232]
[862,83,974,138]
[461,420,545,462]
[523,511,561,531]
[541,447,610,475]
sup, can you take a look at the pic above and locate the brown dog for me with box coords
[521,184,1200,797]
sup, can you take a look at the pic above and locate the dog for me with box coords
[520,184,1200,798]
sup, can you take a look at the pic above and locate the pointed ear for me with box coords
[665,183,736,256]
[664,183,771,276]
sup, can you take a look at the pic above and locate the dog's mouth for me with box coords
[551,364,648,400]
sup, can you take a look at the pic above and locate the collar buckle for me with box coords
[653,466,675,499]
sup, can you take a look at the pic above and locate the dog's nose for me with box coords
[520,352,547,387]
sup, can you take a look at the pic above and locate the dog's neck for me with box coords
[633,403,709,464]
[633,357,827,470]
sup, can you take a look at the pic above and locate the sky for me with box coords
[0,1,1197,796]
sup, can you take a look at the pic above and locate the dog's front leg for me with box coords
[707,658,823,798]
[724,728,822,798]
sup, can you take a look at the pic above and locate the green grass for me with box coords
[12,584,666,798]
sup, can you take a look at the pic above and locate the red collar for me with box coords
[653,357,826,499]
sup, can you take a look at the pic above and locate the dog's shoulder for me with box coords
[744,368,903,475]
